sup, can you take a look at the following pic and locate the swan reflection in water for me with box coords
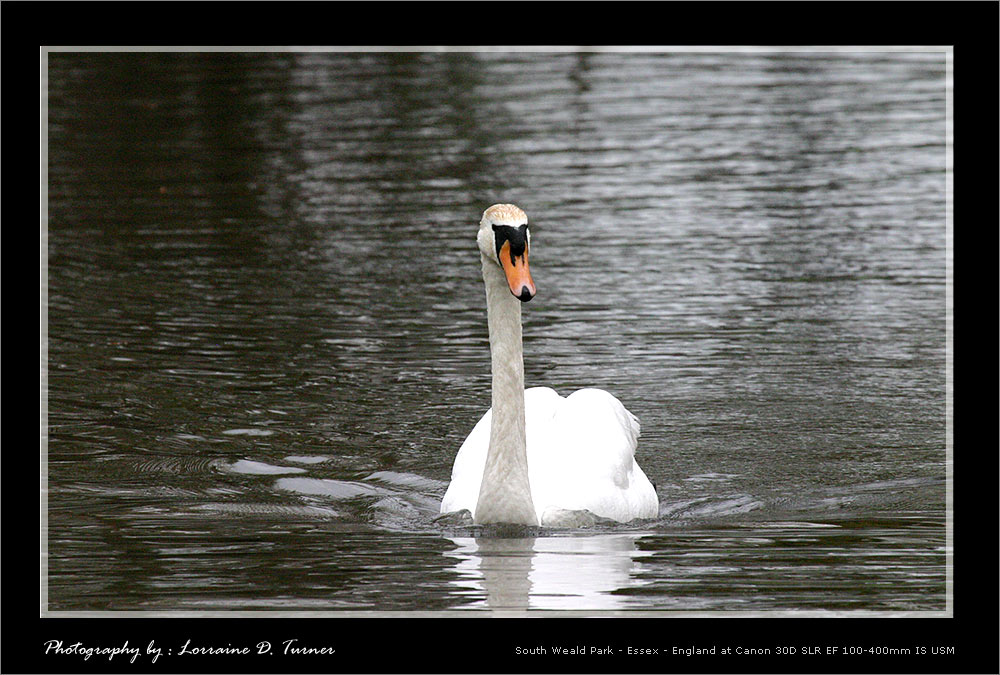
[443,533,653,611]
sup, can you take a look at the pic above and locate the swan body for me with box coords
[441,386,658,525]
[440,204,658,526]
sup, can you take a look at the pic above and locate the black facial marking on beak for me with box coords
[492,224,529,264]
[518,286,534,302]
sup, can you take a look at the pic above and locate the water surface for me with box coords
[45,50,949,613]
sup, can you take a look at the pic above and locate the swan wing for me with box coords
[527,388,658,523]
[439,406,491,516]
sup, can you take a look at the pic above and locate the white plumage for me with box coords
[441,387,658,525]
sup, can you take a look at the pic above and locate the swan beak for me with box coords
[499,240,536,302]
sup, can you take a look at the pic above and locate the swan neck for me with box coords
[475,256,538,525]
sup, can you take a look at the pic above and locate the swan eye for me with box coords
[492,224,529,264]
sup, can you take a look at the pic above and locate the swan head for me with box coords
[478,203,536,302]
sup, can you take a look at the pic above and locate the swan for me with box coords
[440,204,659,526]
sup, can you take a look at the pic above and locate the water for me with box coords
[44,50,949,613]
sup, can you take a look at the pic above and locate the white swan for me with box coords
[440,204,658,526]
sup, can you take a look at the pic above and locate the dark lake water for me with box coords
[44,49,949,613]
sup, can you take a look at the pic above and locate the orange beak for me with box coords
[499,240,536,302]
